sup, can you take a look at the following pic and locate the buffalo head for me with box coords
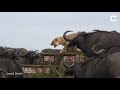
[63,30,120,58]
[0,47,28,60]
[25,51,37,58]
[15,48,28,56]
[1,48,16,58]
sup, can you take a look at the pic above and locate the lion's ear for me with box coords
[55,38,58,41]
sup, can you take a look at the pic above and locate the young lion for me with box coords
[50,32,80,52]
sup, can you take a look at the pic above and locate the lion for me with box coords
[50,31,81,53]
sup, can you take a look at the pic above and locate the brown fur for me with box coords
[50,33,81,52]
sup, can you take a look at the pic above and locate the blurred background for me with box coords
[0,12,119,51]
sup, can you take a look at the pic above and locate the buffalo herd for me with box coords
[1,29,120,78]
[63,30,120,78]
[0,47,63,78]
[0,47,50,78]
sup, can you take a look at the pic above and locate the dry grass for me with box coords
[24,66,66,78]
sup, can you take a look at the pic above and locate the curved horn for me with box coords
[63,30,73,42]
[91,43,105,54]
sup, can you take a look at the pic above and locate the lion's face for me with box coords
[50,38,61,48]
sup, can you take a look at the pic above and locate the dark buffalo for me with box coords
[64,45,120,78]
[1,48,39,65]
[0,47,28,59]
[0,47,36,65]
[0,46,4,54]
[0,48,19,59]
[41,48,62,53]
[64,57,120,78]
[24,50,38,64]
[0,58,25,78]
[0,47,28,64]
[15,50,41,65]
[63,30,120,58]
[0,48,25,78]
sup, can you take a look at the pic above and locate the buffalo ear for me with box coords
[19,48,28,56]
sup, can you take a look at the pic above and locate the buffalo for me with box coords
[63,30,120,58]
[41,48,62,54]
[0,47,28,64]
[63,30,120,78]
[64,45,120,78]
[0,58,25,78]
[23,50,39,64]
[0,47,38,65]
[0,59,25,78]
[0,47,25,78]
[0,48,20,60]
[14,50,40,65]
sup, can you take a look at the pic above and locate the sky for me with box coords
[0,12,120,51]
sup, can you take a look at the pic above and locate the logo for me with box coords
[110,15,117,22]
